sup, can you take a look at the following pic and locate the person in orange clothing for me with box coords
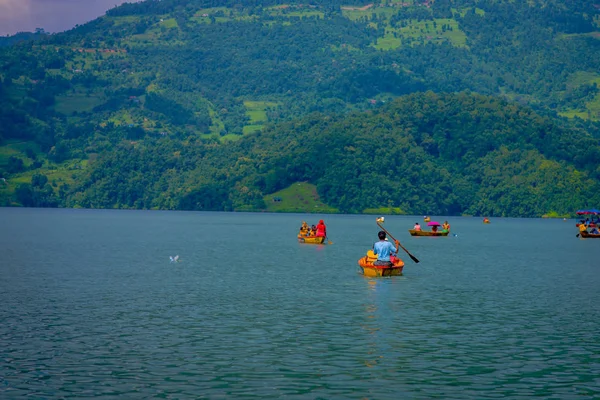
[315,219,327,238]
[442,221,450,232]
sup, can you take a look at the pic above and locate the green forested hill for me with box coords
[1,0,600,216]
[64,93,600,217]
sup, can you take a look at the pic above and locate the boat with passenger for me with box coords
[575,209,599,228]
[409,221,449,236]
[298,220,329,244]
[358,250,404,277]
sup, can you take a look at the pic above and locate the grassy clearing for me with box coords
[0,141,42,168]
[245,100,278,122]
[107,16,141,26]
[374,18,466,50]
[560,32,600,41]
[0,158,86,203]
[452,7,485,18]
[567,71,600,88]
[559,71,600,120]
[191,7,258,24]
[220,134,243,142]
[263,182,338,213]
[243,100,279,134]
[558,110,590,119]
[542,211,571,218]
[342,5,397,21]
[161,18,179,29]
[243,125,263,134]
[54,93,105,115]
[108,110,135,126]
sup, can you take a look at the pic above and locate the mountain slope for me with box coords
[1,0,600,215]
[67,92,600,217]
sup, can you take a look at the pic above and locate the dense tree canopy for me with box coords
[1,0,599,216]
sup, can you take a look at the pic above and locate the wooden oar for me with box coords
[327,236,333,245]
[376,220,419,264]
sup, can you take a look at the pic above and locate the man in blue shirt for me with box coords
[373,231,399,266]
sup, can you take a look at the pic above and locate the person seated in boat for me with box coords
[431,225,438,233]
[442,221,450,232]
[579,223,588,234]
[413,222,421,231]
[309,224,317,237]
[373,231,400,267]
[590,227,599,234]
[315,219,327,237]
[299,221,309,236]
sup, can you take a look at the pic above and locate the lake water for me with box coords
[1,208,599,399]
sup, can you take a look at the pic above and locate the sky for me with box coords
[0,0,143,36]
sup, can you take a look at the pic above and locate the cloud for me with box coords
[0,0,33,35]
[0,0,142,36]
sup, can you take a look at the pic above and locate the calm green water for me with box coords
[1,208,599,399]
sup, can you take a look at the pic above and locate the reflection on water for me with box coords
[0,209,599,399]
[362,279,382,368]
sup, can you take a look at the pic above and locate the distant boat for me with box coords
[408,229,449,237]
[423,216,431,222]
[483,218,490,224]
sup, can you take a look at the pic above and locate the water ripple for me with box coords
[1,209,599,398]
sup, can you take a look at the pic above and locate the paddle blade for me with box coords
[408,253,420,263]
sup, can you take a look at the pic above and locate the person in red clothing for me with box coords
[315,219,327,237]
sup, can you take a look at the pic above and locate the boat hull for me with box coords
[358,257,404,277]
[298,235,326,244]
[408,229,449,237]
[580,231,600,238]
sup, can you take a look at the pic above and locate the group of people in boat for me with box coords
[299,220,327,237]
[579,220,599,235]
[579,217,599,227]
[413,220,450,233]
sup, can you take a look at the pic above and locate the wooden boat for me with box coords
[408,229,449,237]
[358,251,404,277]
[580,231,600,238]
[483,218,490,224]
[423,216,431,222]
[298,235,326,244]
